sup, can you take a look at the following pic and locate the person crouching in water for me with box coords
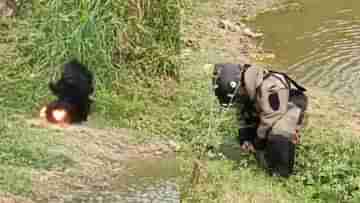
[212,63,308,177]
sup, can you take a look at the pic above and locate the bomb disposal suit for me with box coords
[212,63,308,177]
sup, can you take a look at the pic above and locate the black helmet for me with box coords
[213,63,245,107]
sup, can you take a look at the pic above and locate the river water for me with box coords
[252,0,360,104]
[61,156,180,203]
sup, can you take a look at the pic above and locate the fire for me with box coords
[52,109,67,122]
[39,106,69,125]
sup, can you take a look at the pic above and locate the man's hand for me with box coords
[292,129,300,145]
[241,141,255,153]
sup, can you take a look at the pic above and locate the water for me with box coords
[110,156,180,203]
[43,156,180,203]
[252,0,360,100]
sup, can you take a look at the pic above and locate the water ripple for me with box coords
[289,21,360,96]
[254,1,360,97]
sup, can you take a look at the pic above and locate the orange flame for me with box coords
[40,106,69,125]
[52,109,67,122]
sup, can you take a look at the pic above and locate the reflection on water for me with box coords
[64,180,179,203]
[62,156,180,203]
[252,0,360,99]
[106,156,180,203]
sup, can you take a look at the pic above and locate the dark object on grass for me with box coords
[46,59,94,124]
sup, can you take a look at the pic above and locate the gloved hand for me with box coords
[292,129,300,145]
[241,141,255,153]
[238,127,256,145]
[238,127,257,153]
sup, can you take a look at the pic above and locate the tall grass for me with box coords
[1,0,114,114]
[114,0,182,79]
[17,0,114,85]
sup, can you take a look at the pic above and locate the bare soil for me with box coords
[182,0,280,67]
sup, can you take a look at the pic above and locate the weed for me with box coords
[114,0,182,79]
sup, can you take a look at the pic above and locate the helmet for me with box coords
[212,63,245,107]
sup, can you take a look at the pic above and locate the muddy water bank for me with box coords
[42,156,179,203]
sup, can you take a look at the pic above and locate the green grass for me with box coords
[1,0,182,111]
[0,165,32,196]
[176,1,360,202]
[1,2,115,193]
[0,111,74,195]
[114,0,182,78]
[1,0,360,202]
[176,57,360,203]
[0,0,184,123]
[0,0,183,197]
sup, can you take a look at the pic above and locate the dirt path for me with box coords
[182,0,280,67]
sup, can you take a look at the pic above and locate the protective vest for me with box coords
[240,65,307,140]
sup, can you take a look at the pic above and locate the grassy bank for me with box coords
[1,0,360,202]
[0,0,183,197]
[177,1,360,203]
